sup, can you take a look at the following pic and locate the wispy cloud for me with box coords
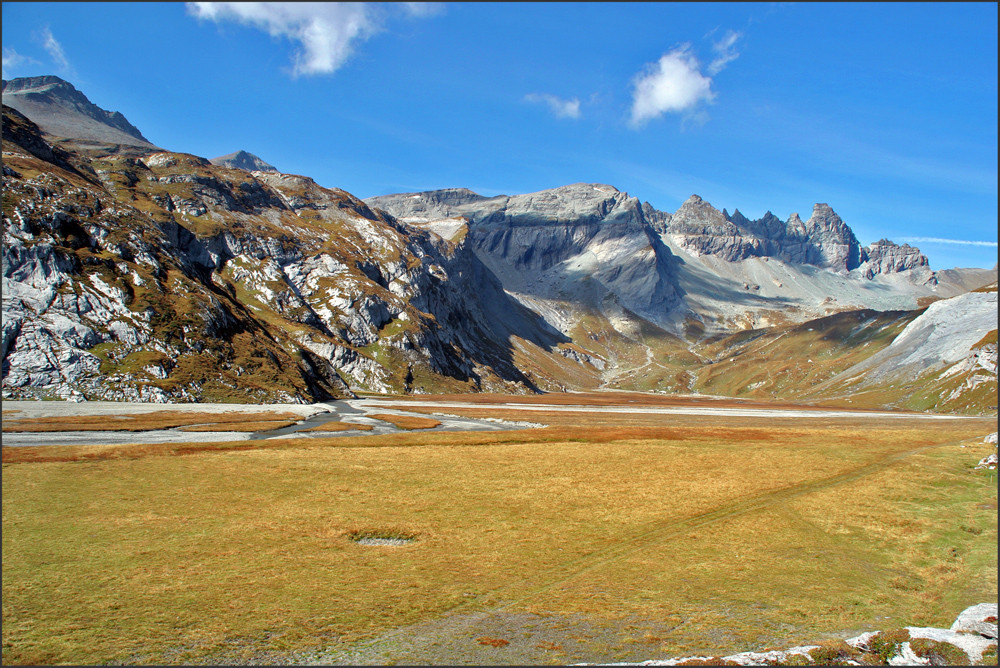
[399,2,445,18]
[708,29,742,75]
[628,27,744,129]
[187,2,438,77]
[2,47,39,78]
[34,27,72,73]
[524,93,582,119]
[899,237,998,248]
[628,45,714,128]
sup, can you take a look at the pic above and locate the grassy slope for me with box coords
[690,309,920,401]
[2,415,995,665]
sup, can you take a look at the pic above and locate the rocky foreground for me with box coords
[587,602,998,666]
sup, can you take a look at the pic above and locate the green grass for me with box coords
[2,413,995,665]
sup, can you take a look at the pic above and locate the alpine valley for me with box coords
[3,76,997,413]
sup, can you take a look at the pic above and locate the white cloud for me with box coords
[708,29,742,75]
[628,45,714,128]
[524,93,581,119]
[38,27,70,72]
[2,47,39,78]
[899,237,998,248]
[189,2,372,76]
[399,2,445,18]
[188,2,437,77]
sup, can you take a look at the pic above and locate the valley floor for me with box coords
[0,392,978,448]
[1,394,996,665]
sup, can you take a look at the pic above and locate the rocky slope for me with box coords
[810,282,999,413]
[690,290,997,415]
[3,76,996,411]
[2,76,156,149]
[2,103,576,402]
[594,602,998,666]
[369,183,683,327]
[367,186,977,339]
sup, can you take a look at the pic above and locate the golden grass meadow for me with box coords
[1,399,996,665]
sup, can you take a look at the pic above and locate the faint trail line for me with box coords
[482,443,946,612]
[317,441,955,658]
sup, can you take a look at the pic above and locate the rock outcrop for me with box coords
[587,603,998,666]
[862,239,932,279]
[667,196,870,272]
[2,105,564,402]
[369,183,684,328]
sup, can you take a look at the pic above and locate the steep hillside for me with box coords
[809,283,998,413]
[367,186,980,340]
[2,105,580,402]
[371,183,684,330]
[687,287,997,415]
[3,76,996,412]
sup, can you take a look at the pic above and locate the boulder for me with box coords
[950,602,998,638]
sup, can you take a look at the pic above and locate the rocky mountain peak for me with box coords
[670,194,733,232]
[210,150,278,173]
[805,203,849,236]
[800,203,863,270]
[2,75,156,148]
[862,238,931,279]
[2,75,77,95]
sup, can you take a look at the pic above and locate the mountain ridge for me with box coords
[2,78,996,412]
[366,183,983,338]
[2,75,157,148]
[210,150,278,173]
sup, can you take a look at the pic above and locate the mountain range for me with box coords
[2,76,996,413]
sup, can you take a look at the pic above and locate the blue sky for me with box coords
[3,2,997,270]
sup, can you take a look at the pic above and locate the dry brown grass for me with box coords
[477,637,511,648]
[303,421,375,432]
[2,413,994,665]
[179,420,298,432]
[368,391,880,411]
[368,413,442,430]
[2,410,303,433]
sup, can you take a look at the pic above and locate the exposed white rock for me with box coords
[908,624,996,662]
[950,602,998,638]
[720,645,821,666]
[976,453,998,469]
[830,290,998,393]
[588,604,999,666]
[887,641,929,666]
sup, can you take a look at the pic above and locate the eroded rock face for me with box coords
[668,195,762,262]
[667,196,868,272]
[370,183,684,325]
[2,105,562,402]
[863,239,932,279]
